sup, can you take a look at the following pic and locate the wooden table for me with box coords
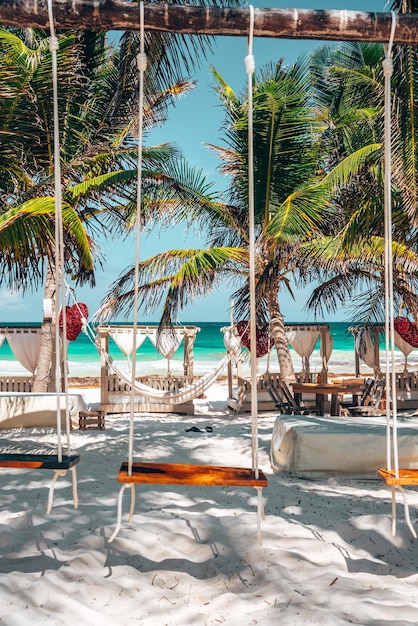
[292,381,364,416]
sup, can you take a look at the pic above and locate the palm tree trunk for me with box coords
[266,287,296,384]
[32,261,56,392]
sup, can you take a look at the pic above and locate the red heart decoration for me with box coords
[394,316,418,348]
[59,303,89,341]
[235,320,272,358]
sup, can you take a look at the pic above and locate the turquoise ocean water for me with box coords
[0,321,416,377]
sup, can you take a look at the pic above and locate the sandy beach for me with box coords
[0,381,418,625]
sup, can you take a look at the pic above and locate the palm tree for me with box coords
[97,58,379,382]
[0,27,222,390]
[303,0,418,325]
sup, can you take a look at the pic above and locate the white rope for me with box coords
[245,5,264,543]
[128,0,147,476]
[382,10,398,475]
[47,0,71,461]
[246,4,261,491]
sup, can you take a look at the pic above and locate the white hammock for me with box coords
[105,352,231,404]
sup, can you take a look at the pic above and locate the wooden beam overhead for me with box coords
[0,1,417,44]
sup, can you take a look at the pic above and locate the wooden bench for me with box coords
[110,461,268,542]
[0,453,81,513]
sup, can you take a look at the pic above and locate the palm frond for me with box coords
[96,246,247,324]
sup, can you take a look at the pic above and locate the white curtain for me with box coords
[355,328,376,369]
[148,329,184,359]
[0,336,5,350]
[221,326,241,357]
[395,330,414,371]
[6,330,40,373]
[287,329,319,375]
[109,328,147,357]
[110,328,148,371]
[320,330,333,371]
[148,329,184,375]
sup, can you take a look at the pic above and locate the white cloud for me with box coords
[0,289,43,322]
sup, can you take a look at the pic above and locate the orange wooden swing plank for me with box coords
[118,461,268,487]
[377,468,418,486]
[0,453,81,470]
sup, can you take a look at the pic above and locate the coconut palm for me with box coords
[303,0,418,324]
[97,58,380,382]
[0,27,222,390]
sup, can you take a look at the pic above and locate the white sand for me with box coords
[0,382,418,625]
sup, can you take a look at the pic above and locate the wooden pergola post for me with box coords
[183,328,199,377]
[98,327,110,407]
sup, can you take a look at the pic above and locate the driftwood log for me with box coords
[0,1,417,43]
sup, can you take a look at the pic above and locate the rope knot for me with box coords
[49,36,59,52]
[245,54,255,75]
[382,57,393,77]
[137,52,147,71]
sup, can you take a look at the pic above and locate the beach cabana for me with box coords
[226,323,332,412]
[97,324,202,414]
[0,326,55,391]
[350,324,418,409]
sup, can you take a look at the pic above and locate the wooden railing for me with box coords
[101,374,198,415]
[0,376,33,393]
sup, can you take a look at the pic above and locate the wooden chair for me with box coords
[339,377,375,416]
[263,374,299,414]
[348,379,386,416]
[263,374,318,415]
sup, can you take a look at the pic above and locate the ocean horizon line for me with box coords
[0,320,416,378]
[0,319,353,327]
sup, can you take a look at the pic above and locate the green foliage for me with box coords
[0,26,218,295]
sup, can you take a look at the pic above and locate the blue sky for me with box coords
[1,0,388,323]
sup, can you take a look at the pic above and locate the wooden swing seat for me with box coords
[377,468,418,539]
[377,467,418,486]
[118,461,268,487]
[0,453,81,514]
[110,461,268,543]
[0,453,80,470]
